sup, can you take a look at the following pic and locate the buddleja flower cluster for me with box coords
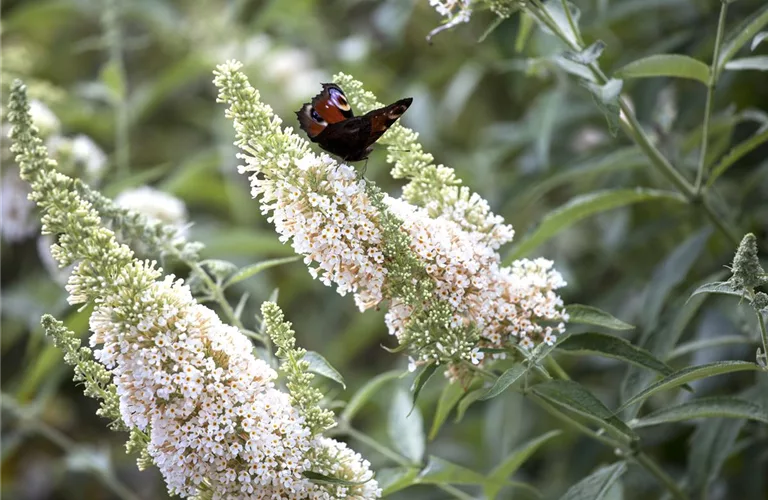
[8,80,379,500]
[215,61,567,378]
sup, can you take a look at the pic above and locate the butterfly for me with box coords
[296,83,412,162]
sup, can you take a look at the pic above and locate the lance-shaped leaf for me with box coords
[389,387,425,463]
[615,54,710,84]
[223,256,301,288]
[480,363,528,401]
[504,189,685,263]
[484,430,562,499]
[558,332,673,375]
[532,380,638,442]
[619,361,760,411]
[565,305,634,331]
[559,462,627,500]
[633,397,768,428]
[410,363,438,414]
[717,4,768,70]
[341,370,401,422]
[304,351,345,389]
[378,467,420,496]
[689,280,747,301]
[430,381,467,440]
[417,456,486,485]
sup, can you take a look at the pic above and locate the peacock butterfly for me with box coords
[296,83,412,162]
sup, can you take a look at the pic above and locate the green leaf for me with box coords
[429,381,466,440]
[417,456,486,485]
[378,467,420,496]
[717,4,768,70]
[621,278,718,420]
[565,304,634,331]
[410,363,438,414]
[532,380,638,442]
[196,228,294,258]
[615,54,710,84]
[619,361,760,411]
[687,418,746,498]
[708,128,768,186]
[558,332,673,375]
[565,40,606,65]
[667,336,754,361]
[633,397,768,428]
[689,280,746,300]
[515,12,535,53]
[223,256,301,288]
[303,470,370,486]
[304,351,345,389]
[559,462,627,500]
[389,387,425,463]
[643,228,712,331]
[752,31,768,51]
[341,370,401,422]
[480,364,528,400]
[503,189,685,264]
[99,60,126,101]
[584,78,623,135]
[724,55,768,71]
[478,14,513,44]
[510,147,647,212]
[541,0,581,47]
[455,386,485,422]
[485,431,561,498]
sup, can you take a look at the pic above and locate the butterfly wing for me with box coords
[296,84,413,162]
[296,83,354,140]
[360,97,413,149]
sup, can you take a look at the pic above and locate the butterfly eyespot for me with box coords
[310,108,323,122]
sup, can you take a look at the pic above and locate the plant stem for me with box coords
[635,452,688,500]
[546,356,570,380]
[560,0,584,46]
[525,1,739,247]
[187,261,245,331]
[528,394,622,448]
[756,308,768,368]
[342,426,473,500]
[695,2,729,193]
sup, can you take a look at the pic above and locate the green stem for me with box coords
[525,1,738,247]
[560,0,584,46]
[756,308,768,368]
[546,356,570,380]
[635,452,687,500]
[528,394,622,448]
[342,426,473,500]
[701,196,739,246]
[695,2,729,193]
[188,261,245,331]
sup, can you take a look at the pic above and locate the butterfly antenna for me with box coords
[360,158,370,178]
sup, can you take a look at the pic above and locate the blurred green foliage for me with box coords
[2,0,768,498]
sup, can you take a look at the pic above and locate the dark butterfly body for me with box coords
[296,83,412,162]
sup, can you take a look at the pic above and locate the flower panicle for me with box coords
[333,72,515,250]
[215,63,567,376]
[262,301,336,434]
[41,314,125,429]
[11,79,380,499]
